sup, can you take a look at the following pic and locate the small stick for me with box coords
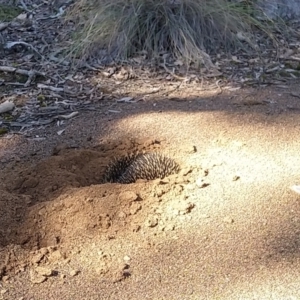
[37,84,64,92]
[0,66,45,77]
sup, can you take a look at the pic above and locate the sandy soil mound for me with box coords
[0,138,200,283]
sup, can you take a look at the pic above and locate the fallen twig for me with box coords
[0,66,45,77]
[19,0,33,13]
[37,84,64,92]
[280,55,300,62]
[54,111,79,120]
[36,7,66,21]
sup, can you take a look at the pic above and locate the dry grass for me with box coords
[66,0,277,66]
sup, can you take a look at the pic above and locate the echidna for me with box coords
[102,152,180,184]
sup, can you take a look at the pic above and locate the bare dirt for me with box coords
[1,82,300,299]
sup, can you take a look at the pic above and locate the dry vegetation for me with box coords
[67,0,278,66]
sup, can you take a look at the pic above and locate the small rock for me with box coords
[154,188,165,197]
[118,211,127,219]
[38,207,47,216]
[31,253,45,264]
[196,178,210,188]
[35,266,53,277]
[39,247,49,256]
[69,270,80,277]
[119,191,139,202]
[223,217,234,224]
[173,201,195,215]
[112,264,131,283]
[163,224,175,231]
[189,145,197,153]
[232,175,240,181]
[48,250,63,262]
[123,256,131,262]
[145,215,159,228]
[129,203,142,215]
[30,271,47,284]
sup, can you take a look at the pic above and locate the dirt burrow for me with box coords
[0,138,205,282]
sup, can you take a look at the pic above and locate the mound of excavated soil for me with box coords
[0,138,200,283]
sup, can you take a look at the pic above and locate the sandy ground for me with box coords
[1,83,300,299]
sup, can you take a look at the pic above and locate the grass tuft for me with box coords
[66,0,278,66]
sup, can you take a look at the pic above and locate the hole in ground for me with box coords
[5,138,169,204]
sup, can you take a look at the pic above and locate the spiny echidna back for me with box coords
[102,153,138,183]
[102,152,180,184]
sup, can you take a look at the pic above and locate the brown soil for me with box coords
[1,84,300,299]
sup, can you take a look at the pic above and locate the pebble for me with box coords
[129,203,142,215]
[119,191,139,202]
[173,201,195,215]
[69,270,80,277]
[123,255,131,262]
[163,224,175,232]
[30,273,47,284]
[145,215,159,228]
[196,178,210,188]
[188,145,197,153]
[118,211,127,219]
[223,217,234,224]
[232,175,240,181]
[35,266,53,277]
[48,250,63,262]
